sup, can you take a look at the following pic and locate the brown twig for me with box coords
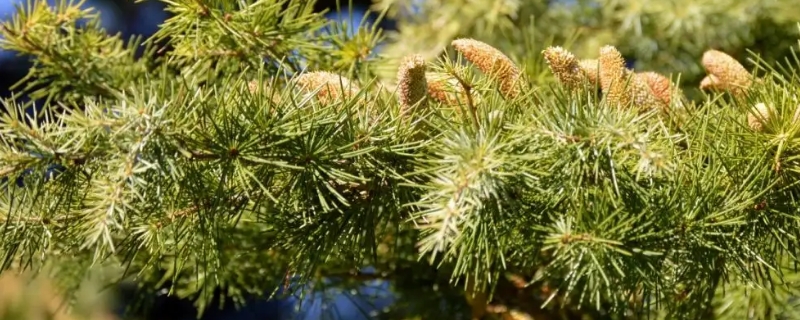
[449,70,479,129]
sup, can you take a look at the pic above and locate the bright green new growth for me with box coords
[2,0,800,319]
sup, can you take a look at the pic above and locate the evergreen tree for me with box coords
[2,0,800,319]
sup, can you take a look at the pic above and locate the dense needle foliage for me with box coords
[2,0,800,319]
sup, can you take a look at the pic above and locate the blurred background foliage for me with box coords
[0,267,118,320]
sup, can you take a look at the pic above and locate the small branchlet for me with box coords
[451,38,521,99]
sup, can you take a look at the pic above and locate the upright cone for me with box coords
[748,102,772,132]
[452,38,521,99]
[629,72,667,111]
[700,50,752,95]
[542,46,585,89]
[599,46,632,108]
[397,54,428,116]
[579,59,600,86]
[598,46,666,110]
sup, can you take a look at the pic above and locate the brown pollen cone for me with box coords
[248,80,260,93]
[247,80,282,109]
[628,71,667,111]
[579,59,599,86]
[451,38,521,99]
[295,71,359,104]
[426,74,464,106]
[598,46,632,108]
[701,50,752,94]
[427,76,454,105]
[748,102,772,132]
[699,75,724,91]
[397,54,428,116]
[542,46,585,89]
[636,72,673,105]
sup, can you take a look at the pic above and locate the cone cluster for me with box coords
[542,45,675,111]
[420,39,523,108]
[289,41,755,125]
[292,38,523,119]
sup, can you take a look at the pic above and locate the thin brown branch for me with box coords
[449,71,479,129]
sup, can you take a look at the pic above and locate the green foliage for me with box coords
[1,0,800,319]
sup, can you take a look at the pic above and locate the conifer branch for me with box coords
[1,1,800,319]
[0,2,147,101]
